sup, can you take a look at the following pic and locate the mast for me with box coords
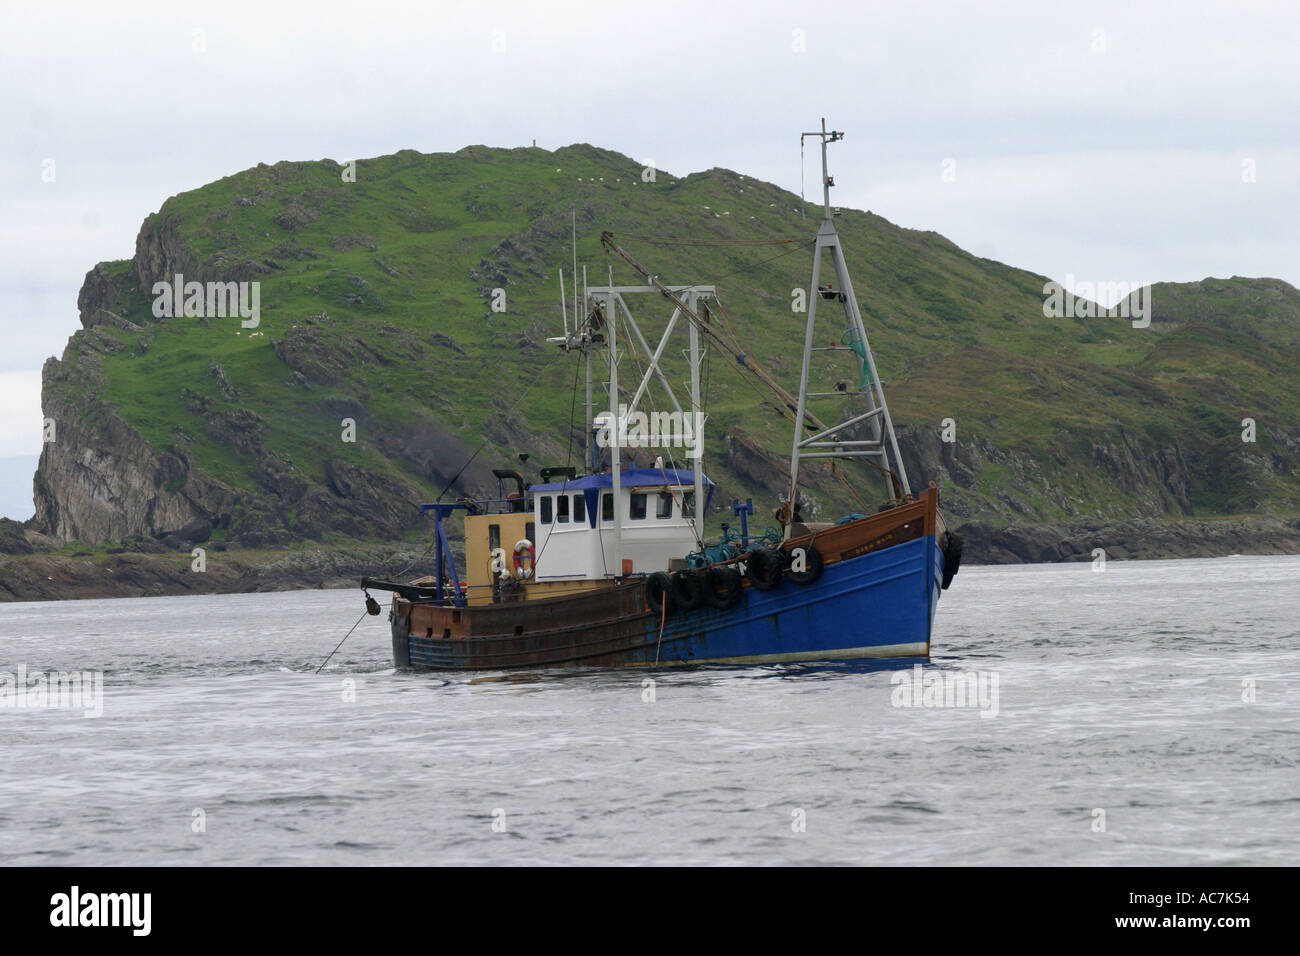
[584,265,595,471]
[586,339,595,471]
[606,275,622,579]
[786,119,911,536]
[687,297,705,532]
[548,263,602,474]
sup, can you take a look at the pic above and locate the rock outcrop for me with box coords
[0,543,437,602]
[956,514,1300,564]
[34,333,240,544]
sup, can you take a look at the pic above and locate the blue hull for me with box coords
[629,533,944,665]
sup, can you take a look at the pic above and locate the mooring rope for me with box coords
[654,591,667,664]
[315,608,370,674]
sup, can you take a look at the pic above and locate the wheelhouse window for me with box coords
[601,493,613,522]
[540,497,553,524]
[573,494,586,523]
[682,491,696,518]
[656,492,673,519]
[629,492,647,520]
[556,494,570,524]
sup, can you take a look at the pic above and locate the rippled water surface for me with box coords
[1,555,1296,865]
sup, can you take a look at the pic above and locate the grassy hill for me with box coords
[32,144,1300,551]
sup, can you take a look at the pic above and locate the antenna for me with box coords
[582,264,594,471]
[800,120,844,223]
[559,267,569,338]
[571,210,579,332]
[817,117,843,221]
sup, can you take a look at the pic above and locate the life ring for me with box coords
[512,539,535,579]
[745,548,783,592]
[786,543,824,585]
[670,571,705,611]
[645,572,676,614]
[703,566,744,609]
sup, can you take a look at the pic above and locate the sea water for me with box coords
[0,555,1295,865]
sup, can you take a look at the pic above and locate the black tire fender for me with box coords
[746,548,784,592]
[941,532,964,590]
[645,572,676,614]
[671,570,705,611]
[703,566,744,609]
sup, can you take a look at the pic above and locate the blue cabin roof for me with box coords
[530,468,713,527]
[529,467,712,493]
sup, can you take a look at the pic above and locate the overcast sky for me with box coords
[2,0,1297,518]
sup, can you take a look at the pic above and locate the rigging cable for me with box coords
[800,133,807,221]
[612,235,803,246]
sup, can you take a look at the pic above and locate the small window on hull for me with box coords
[556,495,570,524]
[540,497,553,524]
[656,492,673,519]
[630,493,647,520]
[683,491,696,518]
[601,493,614,522]
[573,494,586,523]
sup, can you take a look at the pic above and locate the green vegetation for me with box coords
[78,144,1299,533]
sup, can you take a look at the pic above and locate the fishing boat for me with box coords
[361,121,963,669]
